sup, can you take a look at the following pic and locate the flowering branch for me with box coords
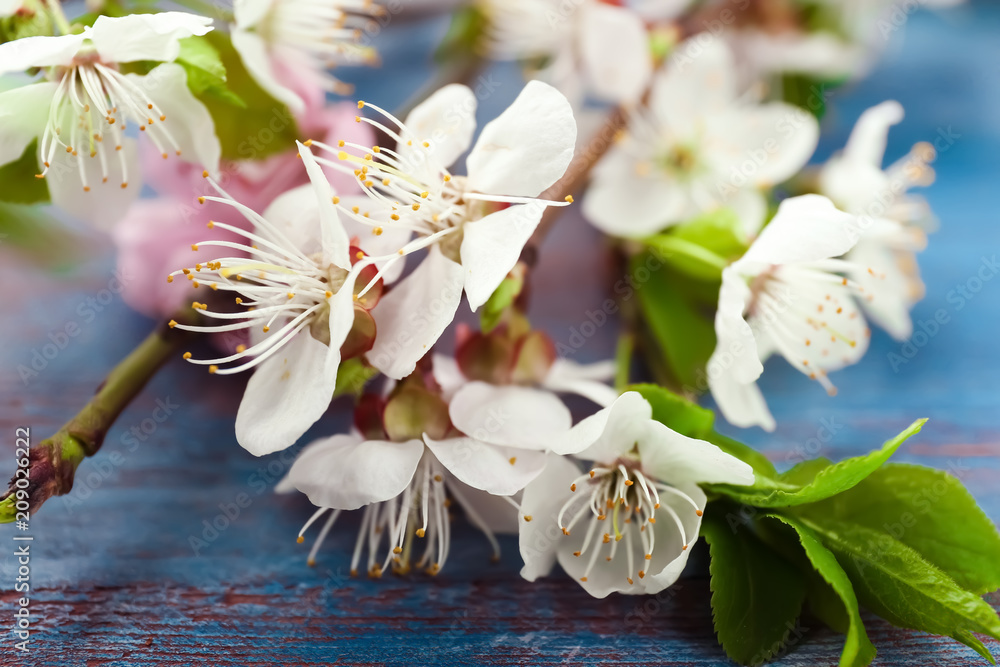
[0,318,191,521]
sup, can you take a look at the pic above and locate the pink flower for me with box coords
[113,102,373,323]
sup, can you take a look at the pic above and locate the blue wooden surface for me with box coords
[2,3,999,665]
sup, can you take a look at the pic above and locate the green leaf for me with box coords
[633,253,718,390]
[0,140,48,204]
[480,272,524,334]
[800,463,1000,596]
[333,358,378,399]
[763,514,877,667]
[798,515,1000,663]
[673,207,749,258]
[709,419,927,508]
[629,383,715,438]
[644,208,749,282]
[702,511,808,666]
[645,234,729,282]
[175,36,245,108]
[198,31,298,161]
[779,73,847,120]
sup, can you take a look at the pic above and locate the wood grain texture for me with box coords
[2,3,1000,666]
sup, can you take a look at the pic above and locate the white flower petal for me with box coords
[650,35,735,135]
[432,353,466,400]
[557,525,639,598]
[739,195,860,268]
[708,371,775,431]
[542,359,618,408]
[634,0,694,20]
[843,100,904,168]
[756,266,871,377]
[0,33,85,74]
[820,158,888,214]
[549,391,651,458]
[725,188,768,238]
[288,435,424,510]
[709,267,763,385]
[638,421,755,486]
[641,483,706,594]
[47,138,140,229]
[400,83,477,172]
[0,82,55,166]
[848,236,917,340]
[233,0,274,29]
[519,453,581,582]
[90,12,214,64]
[235,328,340,456]
[128,63,221,174]
[366,245,464,380]
[449,480,519,535]
[425,436,547,496]
[298,141,351,270]
[449,382,573,449]
[707,267,774,431]
[466,80,576,197]
[231,28,305,112]
[703,103,818,188]
[337,194,412,284]
[328,265,360,349]
[583,146,688,236]
[578,2,651,104]
[460,203,543,311]
[0,0,23,18]
[261,183,322,255]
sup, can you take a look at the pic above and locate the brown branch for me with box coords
[1,319,191,521]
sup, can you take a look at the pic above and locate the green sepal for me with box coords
[480,271,524,334]
[333,358,378,399]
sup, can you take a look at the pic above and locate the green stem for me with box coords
[44,0,72,35]
[0,320,190,521]
[614,331,635,394]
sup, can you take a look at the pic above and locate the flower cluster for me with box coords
[7,2,996,666]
